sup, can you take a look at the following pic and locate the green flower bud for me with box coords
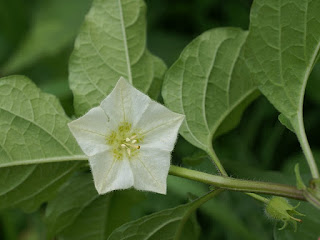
[265,197,305,231]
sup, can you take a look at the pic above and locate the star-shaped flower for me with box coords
[68,77,184,194]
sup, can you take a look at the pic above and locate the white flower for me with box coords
[68,77,184,194]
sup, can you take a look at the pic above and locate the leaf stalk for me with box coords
[207,145,228,177]
[294,113,319,179]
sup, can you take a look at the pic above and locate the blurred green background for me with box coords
[0,0,319,239]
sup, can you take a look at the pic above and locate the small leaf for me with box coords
[45,172,144,240]
[3,0,92,73]
[69,0,166,116]
[0,75,83,211]
[107,191,219,240]
[163,28,258,151]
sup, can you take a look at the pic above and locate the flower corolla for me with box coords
[68,77,184,194]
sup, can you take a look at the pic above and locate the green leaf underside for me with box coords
[59,194,198,240]
[0,76,82,211]
[273,201,320,240]
[46,173,145,240]
[278,114,294,132]
[107,191,215,240]
[58,196,111,240]
[3,0,92,74]
[0,162,80,212]
[45,173,100,239]
[69,0,166,116]
[162,28,257,151]
[245,0,320,126]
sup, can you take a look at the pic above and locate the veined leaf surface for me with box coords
[163,28,258,151]
[246,0,320,120]
[245,0,320,178]
[45,173,144,240]
[69,0,166,115]
[107,190,220,240]
[0,76,84,211]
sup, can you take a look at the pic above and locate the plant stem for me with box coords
[246,193,269,204]
[208,145,228,176]
[295,113,319,179]
[169,165,305,200]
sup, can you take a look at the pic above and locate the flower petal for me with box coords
[100,77,151,125]
[89,150,134,194]
[130,149,170,194]
[136,101,184,151]
[68,106,111,156]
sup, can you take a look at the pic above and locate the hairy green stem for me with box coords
[169,165,305,200]
[208,145,228,176]
[208,146,274,205]
[295,113,319,179]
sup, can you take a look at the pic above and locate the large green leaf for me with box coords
[245,0,320,157]
[2,0,92,74]
[69,0,166,116]
[0,76,84,211]
[245,0,320,181]
[246,0,320,122]
[46,172,144,240]
[273,201,320,240]
[162,28,258,152]
[107,190,220,240]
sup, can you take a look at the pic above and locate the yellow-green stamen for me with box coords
[106,122,143,160]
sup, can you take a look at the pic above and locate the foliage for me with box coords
[0,0,320,239]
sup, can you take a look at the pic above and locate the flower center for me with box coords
[120,135,141,156]
[106,122,143,160]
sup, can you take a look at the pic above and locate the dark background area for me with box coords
[0,0,319,239]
